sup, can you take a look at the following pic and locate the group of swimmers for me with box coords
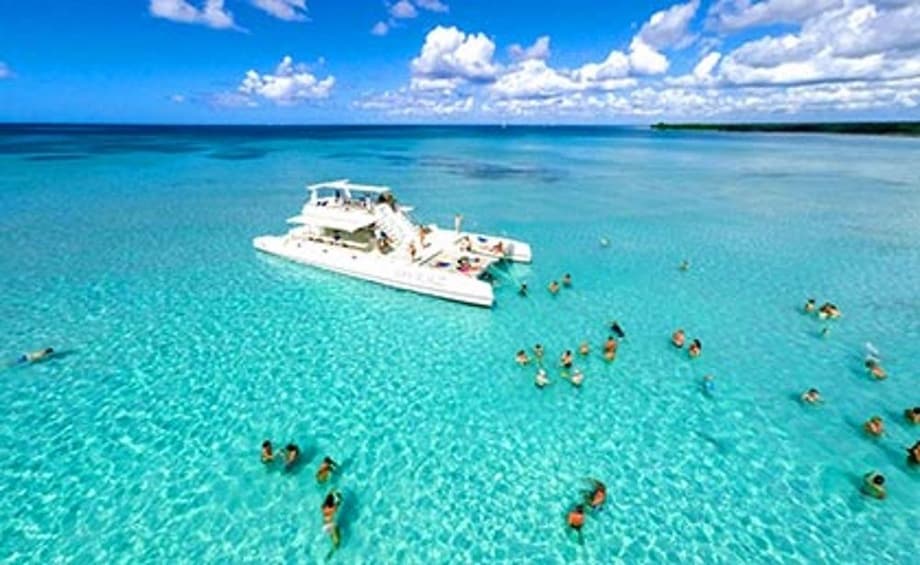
[261,441,343,552]
[566,479,606,543]
[670,329,702,358]
[796,300,918,499]
[515,321,626,389]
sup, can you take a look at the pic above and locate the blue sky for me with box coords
[0,0,918,123]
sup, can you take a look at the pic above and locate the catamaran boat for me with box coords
[253,180,532,307]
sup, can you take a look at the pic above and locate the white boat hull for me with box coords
[253,235,496,307]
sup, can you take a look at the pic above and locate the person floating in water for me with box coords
[861,471,886,500]
[568,368,584,387]
[283,443,300,472]
[610,321,625,339]
[17,347,55,364]
[562,273,572,287]
[548,281,560,295]
[817,302,841,319]
[801,388,823,405]
[316,456,338,484]
[907,441,920,466]
[865,358,887,380]
[560,350,574,370]
[535,368,550,388]
[803,298,816,313]
[584,479,606,511]
[702,374,715,395]
[603,337,618,362]
[533,344,545,361]
[905,406,920,424]
[519,282,528,296]
[671,329,685,348]
[863,416,884,437]
[321,490,343,553]
[567,504,586,543]
[688,339,702,358]
[261,440,275,464]
[515,350,531,365]
[578,341,590,356]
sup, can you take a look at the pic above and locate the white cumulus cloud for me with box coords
[390,0,418,19]
[371,21,390,36]
[508,36,551,61]
[354,88,474,117]
[411,26,500,83]
[250,0,308,22]
[415,0,449,12]
[707,0,842,32]
[236,55,334,105]
[149,0,237,30]
[636,0,701,50]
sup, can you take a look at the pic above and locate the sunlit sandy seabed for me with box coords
[1,125,918,562]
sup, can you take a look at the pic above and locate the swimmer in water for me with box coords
[578,341,590,356]
[801,388,823,405]
[261,440,275,464]
[610,321,625,339]
[548,281,561,295]
[316,456,338,484]
[864,416,884,437]
[515,350,531,365]
[803,298,816,313]
[17,347,55,364]
[284,443,300,471]
[906,406,920,424]
[907,441,920,465]
[861,471,886,500]
[562,273,572,287]
[535,368,550,388]
[567,504,586,543]
[519,282,528,296]
[560,350,574,369]
[321,491,343,552]
[688,339,702,358]
[534,344,545,361]
[584,479,606,510]
[603,337,618,362]
[671,329,686,348]
[679,259,691,272]
[818,302,841,319]
[703,374,715,395]
[865,358,887,380]
[569,368,584,387]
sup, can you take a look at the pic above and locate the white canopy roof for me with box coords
[287,207,376,233]
[307,179,391,195]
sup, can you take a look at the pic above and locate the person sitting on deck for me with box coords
[489,240,505,255]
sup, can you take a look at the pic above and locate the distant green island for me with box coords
[651,122,920,136]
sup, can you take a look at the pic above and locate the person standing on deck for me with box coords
[454,213,463,233]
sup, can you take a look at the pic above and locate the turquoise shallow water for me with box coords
[1,125,918,563]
